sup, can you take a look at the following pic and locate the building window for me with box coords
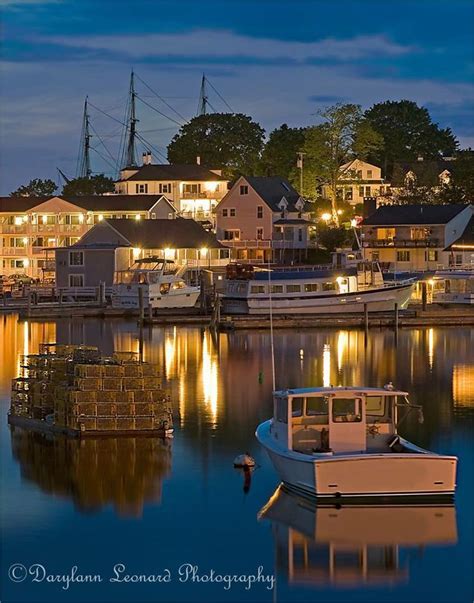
[425,250,438,262]
[159,183,172,194]
[365,186,371,196]
[240,185,249,195]
[224,230,240,240]
[298,228,303,242]
[183,183,200,195]
[69,274,84,287]
[367,170,373,179]
[371,251,380,261]
[256,227,264,240]
[222,209,228,217]
[345,188,353,201]
[359,186,364,197]
[397,251,411,262]
[411,227,428,240]
[136,183,148,194]
[357,170,362,179]
[257,205,263,218]
[230,208,236,217]
[69,251,84,266]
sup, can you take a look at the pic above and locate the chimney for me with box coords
[363,196,377,218]
[196,156,201,165]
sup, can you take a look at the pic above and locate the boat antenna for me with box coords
[268,259,276,392]
[77,96,92,178]
[125,70,138,167]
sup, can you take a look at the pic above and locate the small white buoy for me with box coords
[233,453,256,468]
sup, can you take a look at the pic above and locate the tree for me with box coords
[365,100,458,176]
[258,124,307,182]
[302,104,383,224]
[167,113,265,179]
[10,178,57,197]
[62,175,115,196]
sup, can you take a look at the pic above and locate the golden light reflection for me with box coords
[202,332,218,425]
[323,343,331,387]
[453,365,474,407]
[428,328,435,370]
[164,328,177,379]
[337,330,349,372]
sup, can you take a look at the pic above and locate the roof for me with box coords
[88,218,224,249]
[445,215,474,250]
[0,195,174,213]
[362,204,470,226]
[275,386,409,396]
[391,159,457,187]
[119,164,228,182]
[245,176,309,212]
[254,268,356,281]
[273,218,315,225]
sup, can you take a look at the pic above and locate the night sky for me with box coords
[1,0,473,193]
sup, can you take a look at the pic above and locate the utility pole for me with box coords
[125,70,138,167]
[78,96,92,179]
[198,73,208,116]
[297,152,305,194]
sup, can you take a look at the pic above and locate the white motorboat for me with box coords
[112,257,200,310]
[256,386,457,500]
[223,262,415,315]
[259,485,457,586]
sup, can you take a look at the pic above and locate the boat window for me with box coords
[160,283,170,295]
[304,283,319,292]
[286,284,301,293]
[366,395,393,422]
[291,397,304,417]
[276,398,288,423]
[332,398,362,422]
[270,285,283,294]
[172,281,186,290]
[138,273,148,285]
[322,282,336,291]
[306,397,329,422]
[250,285,265,294]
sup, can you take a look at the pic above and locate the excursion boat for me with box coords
[256,386,457,500]
[222,263,415,315]
[259,485,457,586]
[112,257,200,310]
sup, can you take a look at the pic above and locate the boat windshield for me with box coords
[114,259,178,285]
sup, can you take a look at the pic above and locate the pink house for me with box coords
[216,176,314,262]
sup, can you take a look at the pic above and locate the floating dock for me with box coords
[9,344,173,437]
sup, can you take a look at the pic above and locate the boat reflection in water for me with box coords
[9,427,172,518]
[259,486,457,587]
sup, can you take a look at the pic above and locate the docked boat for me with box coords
[259,485,457,586]
[222,262,415,314]
[112,257,200,310]
[431,269,474,305]
[256,386,457,500]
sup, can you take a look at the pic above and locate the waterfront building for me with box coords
[216,176,314,263]
[322,159,390,207]
[0,194,177,279]
[55,218,229,288]
[360,203,473,270]
[114,154,229,222]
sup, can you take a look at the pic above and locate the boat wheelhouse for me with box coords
[431,269,474,305]
[223,263,415,315]
[256,386,457,500]
[112,257,200,310]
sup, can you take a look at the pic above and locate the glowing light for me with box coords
[428,328,434,370]
[79,214,84,224]
[323,343,331,387]
[350,218,358,228]
[98,214,104,222]
[14,216,23,226]
[321,213,331,222]
[336,276,345,285]
[42,215,47,224]
[164,248,175,260]
[22,237,28,245]
[22,259,30,268]
[200,247,208,258]
[337,209,343,215]
[23,216,28,223]
[204,181,218,193]
[428,279,435,287]
[299,349,304,359]
[135,214,141,221]
[132,247,141,259]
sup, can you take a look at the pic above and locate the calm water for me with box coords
[0,314,473,603]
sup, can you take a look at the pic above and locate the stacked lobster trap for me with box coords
[10,344,173,436]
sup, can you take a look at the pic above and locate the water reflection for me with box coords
[9,427,172,518]
[260,486,457,588]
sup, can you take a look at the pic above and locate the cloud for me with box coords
[41,30,415,64]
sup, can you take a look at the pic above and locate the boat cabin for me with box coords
[114,258,184,285]
[272,387,411,454]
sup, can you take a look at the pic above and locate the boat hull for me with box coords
[256,421,457,499]
[112,285,200,309]
[225,282,414,315]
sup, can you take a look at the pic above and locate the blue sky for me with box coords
[1,0,473,193]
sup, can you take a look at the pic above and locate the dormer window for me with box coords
[240,185,249,195]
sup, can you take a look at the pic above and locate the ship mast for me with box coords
[77,96,92,178]
[197,73,208,116]
[125,70,138,167]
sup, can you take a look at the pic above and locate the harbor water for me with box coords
[0,314,473,602]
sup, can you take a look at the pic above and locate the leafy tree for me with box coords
[10,178,57,197]
[259,124,306,181]
[302,104,383,224]
[317,224,352,252]
[438,150,474,203]
[365,100,458,176]
[62,174,115,196]
[167,113,265,179]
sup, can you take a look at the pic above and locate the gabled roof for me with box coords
[445,215,474,250]
[391,159,457,187]
[362,204,470,226]
[0,195,173,213]
[77,218,224,249]
[118,164,227,182]
[0,196,50,212]
[245,177,309,212]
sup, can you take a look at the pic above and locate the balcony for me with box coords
[1,247,27,256]
[180,211,214,221]
[363,238,440,248]
[0,224,28,234]
[221,239,272,249]
[180,191,220,200]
